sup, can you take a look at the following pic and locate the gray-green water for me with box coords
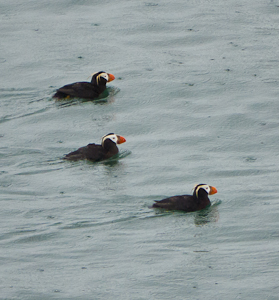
[1,0,279,299]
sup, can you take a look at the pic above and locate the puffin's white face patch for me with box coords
[96,72,109,85]
[99,73,109,81]
[195,184,210,197]
[102,133,118,146]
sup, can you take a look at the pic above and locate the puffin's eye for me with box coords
[101,73,109,81]
[201,185,210,193]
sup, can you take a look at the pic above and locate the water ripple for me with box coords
[0,107,51,124]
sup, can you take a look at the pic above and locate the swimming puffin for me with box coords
[53,71,115,99]
[152,184,217,212]
[64,133,126,162]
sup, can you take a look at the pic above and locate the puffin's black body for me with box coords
[64,133,126,162]
[152,184,217,212]
[53,71,115,100]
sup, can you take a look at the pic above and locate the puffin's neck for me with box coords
[102,139,119,155]
[196,189,211,206]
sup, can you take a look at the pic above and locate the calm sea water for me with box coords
[1,0,279,299]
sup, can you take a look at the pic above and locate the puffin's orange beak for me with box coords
[117,135,126,144]
[209,186,217,195]
[107,73,115,82]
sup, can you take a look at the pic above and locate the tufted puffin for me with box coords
[53,71,115,99]
[64,133,126,162]
[152,184,217,212]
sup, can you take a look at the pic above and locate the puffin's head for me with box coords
[193,184,218,198]
[90,71,115,86]
[101,133,126,147]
